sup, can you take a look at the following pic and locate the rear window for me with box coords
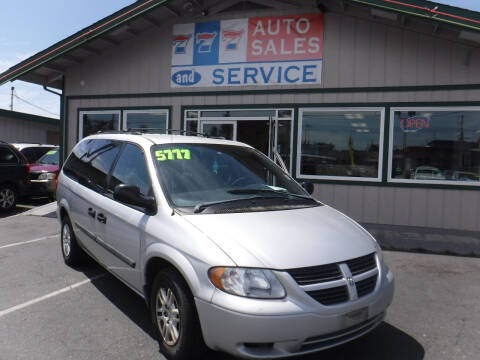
[21,147,54,163]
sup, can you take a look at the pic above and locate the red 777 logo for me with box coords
[222,29,244,51]
[196,32,218,53]
[172,34,191,54]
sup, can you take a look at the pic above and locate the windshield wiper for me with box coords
[227,188,312,200]
[193,198,255,214]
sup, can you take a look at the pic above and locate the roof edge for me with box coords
[348,0,480,32]
[0,0,168,86]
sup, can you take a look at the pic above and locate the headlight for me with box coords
[208,267,286,299]
[38,172,57,180]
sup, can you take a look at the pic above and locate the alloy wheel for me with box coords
[62,223,72,258]
[0,188,15,209]
[156,287,181,346]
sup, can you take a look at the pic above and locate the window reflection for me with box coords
[125,111,167,131]
[300,110,382,178]
[391,110,480,182]
[82,113,119,138]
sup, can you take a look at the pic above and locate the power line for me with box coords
[13,92,59,117]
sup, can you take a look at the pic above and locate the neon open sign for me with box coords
[400,116,430,133]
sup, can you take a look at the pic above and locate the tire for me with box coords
[0,184,17,212]
[150,268,206,360]
[61,215,86,266]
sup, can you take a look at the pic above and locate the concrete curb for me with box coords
[363,222,480,258]
[21,202,57,217]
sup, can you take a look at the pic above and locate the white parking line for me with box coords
[0,234,59,250]
[0,274,106,318]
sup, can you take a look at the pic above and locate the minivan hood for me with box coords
[183,205,377,269]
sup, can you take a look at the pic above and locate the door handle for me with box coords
[97,213,107,224]
[88,208,96,218]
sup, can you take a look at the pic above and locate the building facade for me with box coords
[2,0,480,249]
[0,109,59,144]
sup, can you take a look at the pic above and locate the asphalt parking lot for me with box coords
[0,207,479,360]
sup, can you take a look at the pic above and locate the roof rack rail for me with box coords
[127,128,208,137]
[95,130,130,135]
[95,128,227,140]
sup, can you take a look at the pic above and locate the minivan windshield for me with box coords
[151,143,318,213]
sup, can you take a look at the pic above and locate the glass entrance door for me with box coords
[236,118,271,156]
[187,109,293,173]
[200,121,236,140]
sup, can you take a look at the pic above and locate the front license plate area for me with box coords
[342,307,369,328]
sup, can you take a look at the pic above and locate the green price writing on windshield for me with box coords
[155,149,191,161]
[46,150,57,155]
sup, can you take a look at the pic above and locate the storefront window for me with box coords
[390,108,480,184]
[79,111,120,139]
[298,109,384,180]
[123,109,169,132]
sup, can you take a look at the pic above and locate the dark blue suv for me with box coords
[0,141,29,212]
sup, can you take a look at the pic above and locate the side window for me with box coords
[87,140,122,191]
[63,139,121,192]
[109,144,152,197]
[0,147,19,164]
[63,140,90,181]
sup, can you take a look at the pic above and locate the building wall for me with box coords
[62,3,480,234]
[0,114,59,144]
[64,5,480,96]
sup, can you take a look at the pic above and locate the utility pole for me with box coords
[10,87,14,111]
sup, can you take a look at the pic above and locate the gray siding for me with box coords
[0,115,58,144]
[313,184,480,232]
[65,6,480,96]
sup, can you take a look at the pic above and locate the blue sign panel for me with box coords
[193,21,220,66]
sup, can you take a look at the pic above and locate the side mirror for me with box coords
[301,181,314,195]
[114,184,156,215]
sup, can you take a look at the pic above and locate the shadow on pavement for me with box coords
[0,197,51,219]
[76,261,157,340]
[76,262,424,360]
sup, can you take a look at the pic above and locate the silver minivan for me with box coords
[56,133,394,360]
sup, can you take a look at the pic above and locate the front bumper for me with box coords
[196,266,394,359]
[28,179,56,196]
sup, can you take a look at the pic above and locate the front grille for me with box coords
[288,252,378,306]
[29,172,42,180]
[346,253,376,275]
[356,274,378,298]
[287,263,342,285]
[306,286,349,306]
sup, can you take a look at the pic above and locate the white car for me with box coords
[413,166,445,180]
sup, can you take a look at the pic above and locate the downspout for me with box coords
[43,79,65,165]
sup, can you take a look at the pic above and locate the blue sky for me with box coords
[0,0,479,118]
[0,0,135,118]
